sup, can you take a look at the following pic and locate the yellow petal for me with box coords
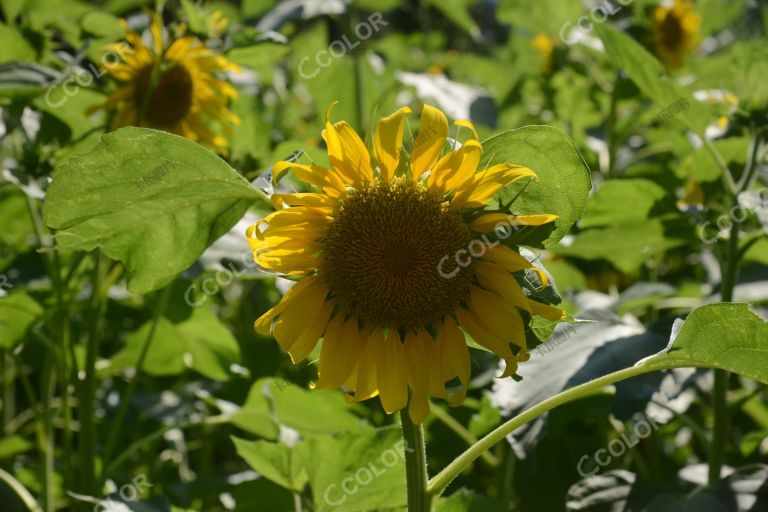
[272,281,332,359]
[317,315,367,390]
[454,119,479,141]
[403,329,433,424]
[410,105,448,176]
[374,106,412,182]
[271,193,336,210]
[150,11,164,55]
[527,299,565,321]
[452,164,536,209]
[470,213,558,233]
[253,276,320,335]
[455,307,514,360]
[433,318,470,406]
[350,327,382,402]
[481,245,533,273]
[428,140,482,195]
[272,161,347,198]
[322,102,374,187]
[474,260,530,313]
[377,330,408,414]
[467,286,527,351]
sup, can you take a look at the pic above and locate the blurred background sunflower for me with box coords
[651,0,702,69]
[95,11,240,153]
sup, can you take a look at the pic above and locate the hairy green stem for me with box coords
[428,361,683,497]
[401,411,432,511]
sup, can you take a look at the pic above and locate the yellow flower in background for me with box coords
[532,33,555,74]
[97,12,240,153]
[652,0,702,69]
[678,179,704,209]
[207,10,229,38]
[247,103,563,423]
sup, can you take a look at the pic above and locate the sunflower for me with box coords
[96,12,239,153]
[651,0,702,70]
[247,104,564,423]
[531,33,556,74]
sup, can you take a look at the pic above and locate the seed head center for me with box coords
[322,178,474,329]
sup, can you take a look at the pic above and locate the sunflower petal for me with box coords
[470,213,558,233]
[452,164,536,209]
[411,105,448,175]
[377,331,408,414]
[374,106,412,182]
[322,102,374,187]
[317,315,367,389]
[272,161,347,198]
[403,329,433,424]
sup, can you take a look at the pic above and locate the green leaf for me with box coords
[436,489,507,512]
[481,126,592,249]
[109,304,241,381]
[594,24,713,135]
[43,128,265,293]
[33,86,106,141]
[580,179,668,229]
[686,137,748,183]
[229,379,281,440]
[1,0,27,21]
[0,435,33,459]
[80,11,123,39]
[0,292,43,350]
[423,0,479,37]
[653,303,768,384]
[468,394,501,437]
[270,380,362,436]
[0,24,35,64]
[302,426,406,512]
[232,437,308,492]
[227,43,290,85]
[0,187,35,269]
[555,220,684,273]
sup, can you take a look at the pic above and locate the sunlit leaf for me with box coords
[43,128,265,293]
[481,125,592,249]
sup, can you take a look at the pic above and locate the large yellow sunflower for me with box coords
[97,13,239,153]
[652,0,702,70]
[247,104,564,423]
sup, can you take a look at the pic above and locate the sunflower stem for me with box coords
[401,410,432,512]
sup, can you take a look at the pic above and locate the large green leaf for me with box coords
[108,304,241,381]
[229,379,281,440]
[579,179,668,229]
[653,303,768,383]
[555,219,685,273]
[43,128,265,293]
[595,24,713,135]
[302,426,406,512]
[481,126,592,249]
[232,437,308,492]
